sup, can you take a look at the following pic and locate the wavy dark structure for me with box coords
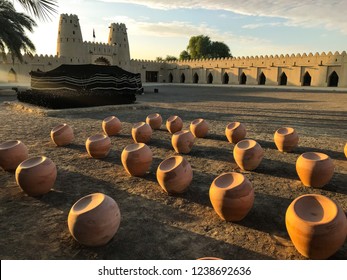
[17,64,142,109]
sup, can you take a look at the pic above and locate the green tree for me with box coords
[165,55,177,61]
[183,34,232,59]
[0,0,57,62]
[179,50,190,60]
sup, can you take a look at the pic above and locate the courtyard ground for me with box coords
[0,84,346,260]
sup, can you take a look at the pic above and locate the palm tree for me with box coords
[0,0,57,62]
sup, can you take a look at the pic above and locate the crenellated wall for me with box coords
[0,13,346,88]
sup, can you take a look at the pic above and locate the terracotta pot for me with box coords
[233,139,264,171]
[85,134,111,158]
[274,127,299,152]
[225,122,247,144]
[157,156,193,194]
[285,194,347,259]
[15,156,57,196]
[146,113,162,130]
[209,172,254,222]
[166,115,183,134]
[171,130,195,154]
[131,122,152,143]
[68,193,121,247]
[102,116,121,136]
[0,140,28,171]
[296,152,334,188]
[344,143,347,158]
[190,118,209,138]
[51,123,74,146]
[121,143,152,177]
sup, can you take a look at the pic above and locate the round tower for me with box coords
[57,14,84,62]
[108,23,131,68]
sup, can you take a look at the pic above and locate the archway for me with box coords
[207,73,213,84]
[8,68,17,83]
[180,73,185,83]
[259,72,266,85]
[94,57,111,65]
[168,73,173,83]
[302,71,311,86]
[240,72,247,84]
[279,72,287,85]
[193,73,199,84]
[223,73,229,84]
[328,71,339,87]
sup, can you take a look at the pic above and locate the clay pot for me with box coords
[233,139,264,171]
[296,152,334,188]
[157,156,193,194]
[121,143,152,177]
[50,123,74,146]
[15,156,57,196]
[225,122,247,144]
[166,115,183,134]
[146,113,162,130]
[344,143,347,158]
[209,172,254,222]
[285,194,347,259]
[102,116,121,136]
[68,193,121,247]
[171,130,195,154]
[85,134,111,158]
[0,140,28,171]
[274,127,299,152]
[190,118,209,138]
[131,122,152,143]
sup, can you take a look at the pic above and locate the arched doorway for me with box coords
[8,68,17,83]
[328,71,339,87]
[180,73,185,83]
[193,73,199,84]
[279,72,287,85]
[240,72,247,84]
[207,73,213,84]
[302,72,311,86]
[94,57,111,65]
[259,72,266,85]
[168,73,173,83]
[223,73,229,84]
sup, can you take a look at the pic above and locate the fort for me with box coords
[1,13,346,88]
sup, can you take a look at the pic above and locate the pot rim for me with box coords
[158,155,185,172]
[0,140,22,150]
[70,192,106,214]
[147,113,161,119]
[212,172,246,189]
[51,123,70,133]
[167,115,180,123]
[87,134,109,142]
[103,115,118,123]
[124,142,146,152]
[299,152,330,161]
[19,156,48,169]
[191,118,204,125]
[288,194,338,226]
[235,139,258,150]
[226,122,241,130]
[275,127,295,136]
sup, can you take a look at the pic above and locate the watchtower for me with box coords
[108,23,131,67]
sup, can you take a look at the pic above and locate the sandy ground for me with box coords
[0,85,346,260]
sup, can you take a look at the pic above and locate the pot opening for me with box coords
[236,139,256,150]
[0,140,21,150]
[159,156,183,172]
[192,118,203,125]
[167,115,179,122]
[227,122,240,130]
[148,113,160,119]
[125,143,145,152]
[293,195,337,223]
[301,152,329,161]
[72,193,105,213]
[214,172,245,189]
[133,122,146,129]
[89,134,107,142]
[104,116,116,122]
[276,127,294,135]
[52,124,68,133]
[20,156,46,169]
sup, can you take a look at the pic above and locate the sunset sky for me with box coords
[15,0,347,60]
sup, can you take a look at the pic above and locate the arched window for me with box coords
[207,73,213,84]
[193,73,199,84]
[168,73,173,83]
[240,72,247,84]
[259,72,266,85]
[8,68,17,83]
[223,73,229,84]
[279,72,287,85]
[94,57,111,65]
[302,71,311,86]
[180,73,185,83]
[328,71,339,87]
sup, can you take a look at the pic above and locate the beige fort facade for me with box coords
[1,14,346,88]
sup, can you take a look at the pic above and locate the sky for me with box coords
[15,0,347,60]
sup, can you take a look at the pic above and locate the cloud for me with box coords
[100,0,347,34]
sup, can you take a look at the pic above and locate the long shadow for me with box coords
[293,146,346,160]
[189,145,233,163]
[255,158,298,180]
[205,133,228,141]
